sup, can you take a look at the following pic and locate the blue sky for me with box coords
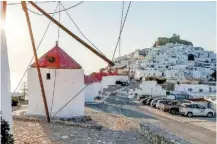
[5,1,216,91]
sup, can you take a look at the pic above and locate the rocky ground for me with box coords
[13,107,147,144]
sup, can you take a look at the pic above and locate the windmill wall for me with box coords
[85,82,102,102]
[27,68,85,117]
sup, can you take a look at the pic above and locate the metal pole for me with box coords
[21,1,50,123]
[28,1,114,67]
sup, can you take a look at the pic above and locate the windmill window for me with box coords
[46,73,51,80]
[199,89,203,92]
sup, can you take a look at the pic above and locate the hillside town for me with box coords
[112,34,216,98]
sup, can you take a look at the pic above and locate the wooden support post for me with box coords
[29,1,114,66]
[2,1,7,20]
[21,1,50,123]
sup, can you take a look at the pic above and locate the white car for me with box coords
[155,100,164,109]
[179,103,214,117]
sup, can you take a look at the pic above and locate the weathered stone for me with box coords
[139,122,190,144]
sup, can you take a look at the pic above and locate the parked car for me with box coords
[161,100,192,114]
[179,103,214,118]
[150,98,163,108]
[141,97,150,105]
[159,100,173,111]
[146,98,154,106]
[156,100,164,109]
[161,100,180,112]
[137,95,148,101]
[167,93,193,100]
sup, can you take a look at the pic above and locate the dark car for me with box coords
[150,98,163,108]
[162,100,192,114]
[137,95,148,101]
[146,98,154,106]
[141,97,150,105]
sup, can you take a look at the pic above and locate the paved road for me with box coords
[87,84,216,144]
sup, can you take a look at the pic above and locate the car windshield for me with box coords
[181,104,189,108]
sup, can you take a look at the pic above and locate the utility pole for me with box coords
[21,82,27,100]
[21,1,50,123]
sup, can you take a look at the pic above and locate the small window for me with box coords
[197,105,206,109]
[199,89,203,92]
[46,73,51,80]
[188,88,192,92]
[189,104,196,108]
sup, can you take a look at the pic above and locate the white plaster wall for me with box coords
[27,68,85,117]
[140,81,166,96]
[117,75,129,81]
[1,5,13,132]
[174,84,216,93]
[101,76,117,89]
[101,76,129,89]
[85,82,102,102]
[143,70,162,77]
[134,70,144,80]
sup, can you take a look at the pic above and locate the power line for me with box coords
[60,2,106,56]
[112,1,132,61]
[11,3,59,98]
[57,1,61,44]
[27,1,84,16]
[51,3,131,117]
[119,1,125,57]
[50,70,57,117]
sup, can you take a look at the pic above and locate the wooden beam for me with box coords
[28,1,114,66]
[2,1,7,20]
[21,1,50,123]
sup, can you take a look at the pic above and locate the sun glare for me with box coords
[5,17,25,38]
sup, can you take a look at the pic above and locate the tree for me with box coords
[1,118,14,144]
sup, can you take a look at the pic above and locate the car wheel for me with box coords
[170,109,176,115]
[187,112,193,117]
[207,112,213,118]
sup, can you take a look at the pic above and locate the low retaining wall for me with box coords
[139,122,190,144]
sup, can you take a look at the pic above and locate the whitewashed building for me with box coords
[125,43,216,82]
[27,45,85,117]
[1,2,13,132]
[84,74,102,103]
[174,84,216,94]
[139,81,166,96]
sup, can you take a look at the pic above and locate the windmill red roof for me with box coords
[88,73,101,83]
[84,75,90,84]
[91,72,103,81]
[31,44,82,69]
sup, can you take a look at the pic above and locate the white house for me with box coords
[174,84,216,94]
[27,45,85,117]
[84,74,102,102]
[1,2,13,132]
[101,75,129,89]
[139,81,166,97]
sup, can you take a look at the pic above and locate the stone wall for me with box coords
[139,122,190,144]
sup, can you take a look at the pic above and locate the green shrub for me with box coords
[1,118,14,144]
